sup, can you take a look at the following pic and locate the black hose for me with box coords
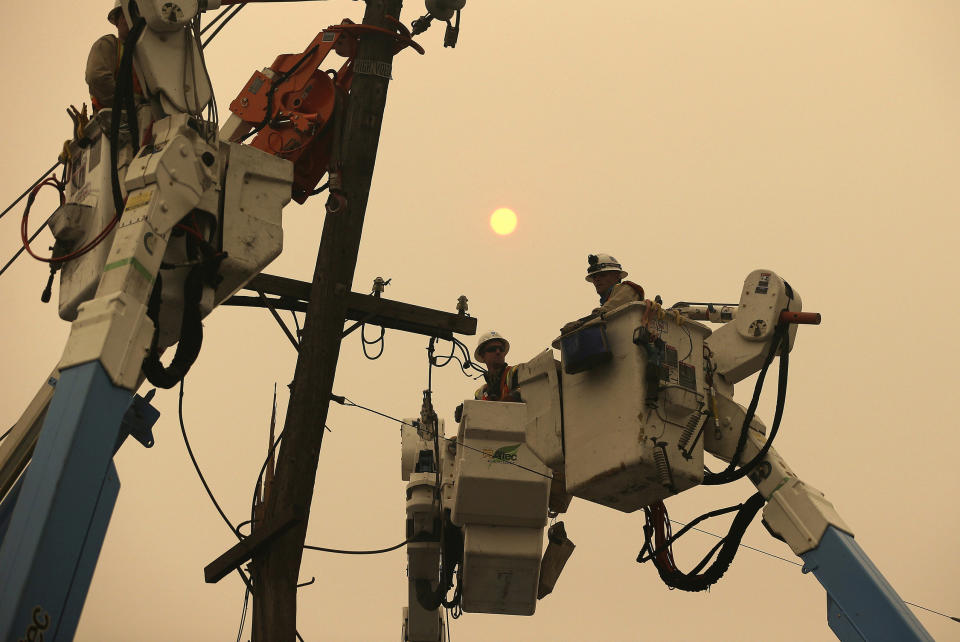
[142,266,205,389]
[109,12,148,222]
[638,493,766,592]
[703,324,789,486]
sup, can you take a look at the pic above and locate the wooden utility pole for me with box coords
[250,1,404,639]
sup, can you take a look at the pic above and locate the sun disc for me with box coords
[490,208,518,235]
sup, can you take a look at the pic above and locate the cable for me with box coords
[202,3,246,49]
[0,212,52,278]
[304,540,408,554]
[0,161,62,223]
[668,517,800,567]
[180,377,243,516]
[666,518,959,624]
[360,323,385,359]
[0,426,12,442]
[331,395,553,480]
[429,336,485,378]
[703,324,788,486]
[637,495,766,592]
[19,178,120,265]
[200,3,236,36]
[235,585,250,642]
[177,377,262,639]
[179,380,242,539]
[290,309,301,340]
[904,603,960,624]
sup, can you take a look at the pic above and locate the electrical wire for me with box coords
[0,210,56,279]
[0,161,61,223]
[304,540,408,554]
[20,178,118,265]
[179,380,242,539]
[331,395,553,480]
[668,517,800,567]
[360,323,385,359]
[668,517,960,623]
[235,585,250,642]
[290,309,302,340]
[245,425,391,556]
[181,380,311,640]
[429,336,485,378]
[200,3,237,36]
[703,324,788,486]
[202,3,246,49]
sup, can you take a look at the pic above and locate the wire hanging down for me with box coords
[304,540,409,555]
[180,380,243,540]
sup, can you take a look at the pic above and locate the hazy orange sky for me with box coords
[0,1,958,640]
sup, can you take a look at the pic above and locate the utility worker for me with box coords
[561,253,645,334]
[474,331,521,402]
[86,1,136,111]
[585,253,644,314]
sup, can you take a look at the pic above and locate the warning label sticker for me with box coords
[755,272,771,295]
[125,187,155,212]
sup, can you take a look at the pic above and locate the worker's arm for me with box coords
[85,35,117,109]
[560,283,640,335]
[593,282,640,316]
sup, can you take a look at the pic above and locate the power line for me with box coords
[333,395,553,480]
[669,517,801,567]
[672,517,959,624]
[0,161,60,223]
[235,586,250,642]
[179,355,957,627]
[0,212,55,279]
[202,3,246,49]
[304,540,408,555]
[179,379,243,539]
[179,379,309,640]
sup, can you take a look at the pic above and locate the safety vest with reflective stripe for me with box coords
[475,365,519,401]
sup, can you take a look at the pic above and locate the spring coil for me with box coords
[653,447,672,488]
[677,410,702,450]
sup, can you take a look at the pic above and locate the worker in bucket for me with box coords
[473,331,521,402]
[86,0,133,111]
[561,253,645,334]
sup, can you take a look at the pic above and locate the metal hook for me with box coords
[296,576,316,589]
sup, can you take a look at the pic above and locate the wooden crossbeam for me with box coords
[234,273,477,339]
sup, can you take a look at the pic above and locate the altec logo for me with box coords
[481,444,521,463]
[19,606,50,642]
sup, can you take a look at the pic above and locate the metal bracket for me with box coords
[117,389,160,450]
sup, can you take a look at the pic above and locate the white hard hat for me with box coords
[474,331,510,361]
[585,253,627,281]
[108,0,123,24]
